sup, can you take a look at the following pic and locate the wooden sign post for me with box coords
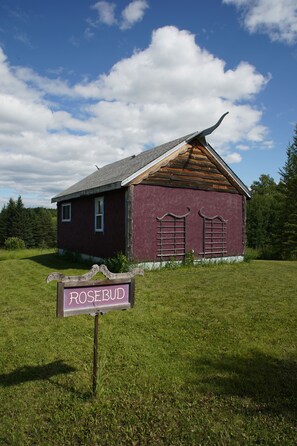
[46,264,143,395]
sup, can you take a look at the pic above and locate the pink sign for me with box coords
[57,280,133,317]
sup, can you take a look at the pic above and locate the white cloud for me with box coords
[236,144,250,151]
[120,0,149,30]
[90,0,148,31]
[91,1,117,26]
[0,26,270,207]
[75,27,268,104]
[224,152,242,164]
[13,66,73,97]
[223,0,297,44]
[84,27,95,40]
[13,30,34,48]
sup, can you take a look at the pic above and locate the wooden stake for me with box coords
[92,313,99,395]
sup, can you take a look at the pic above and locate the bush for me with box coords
[260,245,282,260]
[244,247,260,262]
[4,237,26,250]
[183,249,195,266]
[105,252,129,273]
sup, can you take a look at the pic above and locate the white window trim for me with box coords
[62,203,71,222]
[95,197,104,232]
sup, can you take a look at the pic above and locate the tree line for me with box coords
[0,196,56,249]
[246,124,297,259]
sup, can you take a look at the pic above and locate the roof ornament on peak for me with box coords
[187,112,229,141]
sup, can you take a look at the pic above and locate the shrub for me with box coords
[4,237,26,250]
[105,252,129,273]
[183,249,195,266]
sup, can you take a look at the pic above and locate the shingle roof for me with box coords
[52,113,251,202]
[52,132,195,202]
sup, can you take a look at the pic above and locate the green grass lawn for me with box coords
[0,250,296,445]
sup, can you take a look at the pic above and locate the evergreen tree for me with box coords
[246,174,280,254]
[5,198,17,239]
[32,207,56,248]
[11,196,26,240]
[0,196,56,249]
[0,204,8,246]
[22,208,36,248]
[278,124,297,259]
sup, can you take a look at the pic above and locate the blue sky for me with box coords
[0,0,296,207]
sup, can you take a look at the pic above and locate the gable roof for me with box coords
[52,115,251,202]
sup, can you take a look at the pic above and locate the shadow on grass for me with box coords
[24,253,91,270]
[0,360,76,387]
[0,360,94,400]
[190,350,297,418]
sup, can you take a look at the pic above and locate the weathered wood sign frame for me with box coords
[46,263,143,318]
[46,264,143,394]
[56,278,135,317]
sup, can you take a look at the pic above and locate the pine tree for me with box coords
[0,196,56,249]
[32,208,56,248]
[22,209,35,248]
[0,204,8,246]
[278,124,297,259]
[4,198,17,239]
[246,174,280,255]
[12,196,26,240]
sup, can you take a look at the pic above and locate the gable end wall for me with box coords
[141,142,240,194]
[132,184,245,262]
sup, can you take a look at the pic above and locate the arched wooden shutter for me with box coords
[199,209,227,258]
[157,209,190,260]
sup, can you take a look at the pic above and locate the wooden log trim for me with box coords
[132,139,244,195]
[130,143,191,185]
[142,178,238,193]
[166,160,220,172]
[143,170,235,187]
[159,168,233,183]
[197,143,244,194]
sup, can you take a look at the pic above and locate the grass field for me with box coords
[0,250,296,445]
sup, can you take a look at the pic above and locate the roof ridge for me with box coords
[97,132,193,170]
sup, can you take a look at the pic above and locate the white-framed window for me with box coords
[95,197,104,232]
[62,203,71,222]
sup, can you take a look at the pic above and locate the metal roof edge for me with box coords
[201,140,251,198]
[52,181,122,203]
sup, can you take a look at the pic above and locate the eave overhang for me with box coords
[51,181,122,203]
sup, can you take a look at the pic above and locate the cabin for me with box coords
[52,114,251,265]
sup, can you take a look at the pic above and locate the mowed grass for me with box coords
[0,251,296,445]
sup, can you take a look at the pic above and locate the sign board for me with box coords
[56,278,135,317]
[47,264,143,394]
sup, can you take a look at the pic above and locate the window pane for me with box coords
[98,199,102,213]
[96,215,102,230]
[62,204,71,221]
[64,207,69,220]
[95,197,104,231]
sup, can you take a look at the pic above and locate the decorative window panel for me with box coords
[199,209,227,258]
[157,209,190,260]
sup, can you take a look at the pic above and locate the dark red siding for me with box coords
[132,184,244,262]
[57,188,126,259]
